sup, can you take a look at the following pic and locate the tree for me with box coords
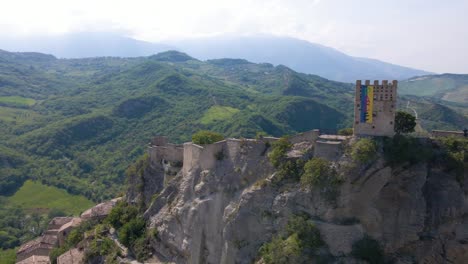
[351,138,377,163]
[192,130,224,145]
[338,128,353,136]
[395,111,416,134]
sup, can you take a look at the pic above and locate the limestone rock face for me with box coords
[132,141,468,264]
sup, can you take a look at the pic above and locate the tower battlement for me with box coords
[353,80,397,137]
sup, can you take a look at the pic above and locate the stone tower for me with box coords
[353,80,397,137]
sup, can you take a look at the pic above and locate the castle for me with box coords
[147,130,350,181]
[353,80,397,137]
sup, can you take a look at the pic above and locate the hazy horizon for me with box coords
[1,0,467,73]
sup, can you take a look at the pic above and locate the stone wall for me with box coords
[432,130,465,138]
[183,140,228,174]
[314,140,343,161]
[148,143,184,168]
[290,129,320,144]
[157,129,339,175]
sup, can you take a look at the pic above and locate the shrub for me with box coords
[435,136,467,182]
[256,131,269,139]
[268,137,305,182]
[351,138,377,163]
[394,111,416,134]
[106,201,139,230]
[301,158,342,201]
[268,137,291,168]
[259,215,324,264]
[118,217,146,247]
[338,128,353,136]
[260,234,302,264]
[301,158,335,188]
[277,159,304,182]
[351,236,385,264]
[132,236,152,262]
[192,130,224,145]
[285,215,324,251]
[85,237,120,263]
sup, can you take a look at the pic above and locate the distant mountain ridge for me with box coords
[0,33,431,82]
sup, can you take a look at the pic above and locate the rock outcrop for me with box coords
[130,137,468,264]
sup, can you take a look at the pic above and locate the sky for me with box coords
[0,0,467,73]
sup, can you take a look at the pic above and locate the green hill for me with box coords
[0,50,353,202]
[399,74,468,105]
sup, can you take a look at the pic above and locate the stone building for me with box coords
[354,80,397,136]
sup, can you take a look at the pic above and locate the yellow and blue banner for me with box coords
[360,85,373,123]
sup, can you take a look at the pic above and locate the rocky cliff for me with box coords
[128,137,468,264]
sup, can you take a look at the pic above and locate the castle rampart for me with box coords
[151,129,352,176]
[148,137,184,169]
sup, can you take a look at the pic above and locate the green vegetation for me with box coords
[383,135,433,166]
[0,200,48,249]
[106,201,139,230]
[268,137,305,182]
[118,217,146,247]
[435,137,468,182]
[7,180,93,215]
[351,236,385,264]
[268,137,292,168]
[0,49,353,206]
[0,181,93,251]
[106,201,150,262]
[0,96,36,107]
[395,111,416,134]
[199,105,240,125]
[338,127,353,136]
[0,248,16,264]
[84,226,121,264]
[259,215,325,264]
[301,158,342,201]
[49,219,110,263]
[192,130,224,145]
[351,138,377,163]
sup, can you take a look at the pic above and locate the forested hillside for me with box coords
[0,50,354,203]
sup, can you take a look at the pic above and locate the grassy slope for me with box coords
[0,248,16,264]
[0,96,36,107]
[200,106,240,125]
[7,180,93,215]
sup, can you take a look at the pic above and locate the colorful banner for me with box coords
[360,85,374,123]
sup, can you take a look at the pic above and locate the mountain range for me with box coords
[0,33,431,82]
